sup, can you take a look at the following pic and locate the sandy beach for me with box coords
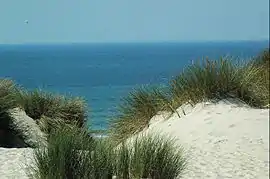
[0,100,269,179]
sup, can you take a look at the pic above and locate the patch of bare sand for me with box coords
[141,100,269,179]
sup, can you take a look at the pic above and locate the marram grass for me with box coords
[110,51,270,142]
[15,89,88,128]
[28,124,96,179]
[0,79,89,146]
[115,133,187,179]
[170,57,269,108]
[109,86,173,143]
[249,48,269,106]
[0,79,18,116]
[28,124,187,179]
[0,79,26,147]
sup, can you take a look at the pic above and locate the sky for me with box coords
[0,0,269,44]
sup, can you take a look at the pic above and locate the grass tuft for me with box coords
[250,48,270,107]
[115,133,187,179]
[0,79,18,115]
[28,124,96,179]
[170,57,269,108]
[29,124,186,179]
[15,90,87,128]
[109,86,170,143]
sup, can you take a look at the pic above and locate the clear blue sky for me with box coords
[0,0,269,44]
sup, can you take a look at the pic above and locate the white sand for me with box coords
[141,100,269,179]
[0,147,33,179]
[0,100,269,179]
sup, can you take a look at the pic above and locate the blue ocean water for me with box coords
[0,41,268,129]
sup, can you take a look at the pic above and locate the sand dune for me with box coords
[140,100,269,179]
[0,100,269,179]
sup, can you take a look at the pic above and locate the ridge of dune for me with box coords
[137,99,269,179]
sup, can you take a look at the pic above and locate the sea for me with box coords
[0,41,269,130]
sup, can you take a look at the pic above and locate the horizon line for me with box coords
[0,39,269,45]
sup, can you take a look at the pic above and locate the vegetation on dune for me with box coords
[0,79,88,146]
[171,57,238,105]
[29,124,186,179]
[15,90,87,128]
[0,80,88,128]
[28,124,96,179]
[253,48,270,68]
[171,57,269,108]
[250,48,270,106]
[109,86,173,143]
[0,79,26,147]
[115,134,187,179]
[110,49,270,141]
[0,79,17,116]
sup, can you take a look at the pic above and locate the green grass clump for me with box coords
[29,124,186,179]
[15,90,87,128]
[109,86,171,143]
[28,124,97,179]
[115,134,187,179]
[0,79,17,116]
[251,48,270,107]
[170,57,269,108]
[252,49,269,88]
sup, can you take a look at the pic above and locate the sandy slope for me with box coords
[0,147,33,179]
[0,100,269,179]
[142,100,269,179]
